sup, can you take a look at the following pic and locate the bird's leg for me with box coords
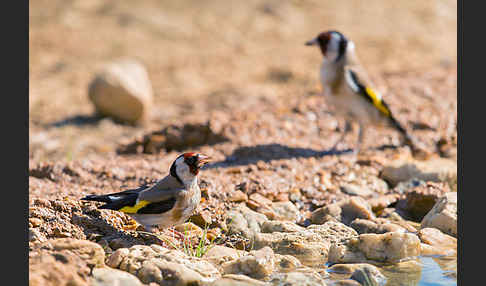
[168,227,186,241]
[329,119,353,154]
[354,122,364,156]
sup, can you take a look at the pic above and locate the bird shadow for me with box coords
[204,143,355,169]
[46,114,105,128]
[73,208,164,248]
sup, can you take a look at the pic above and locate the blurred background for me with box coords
[29,0,457,162]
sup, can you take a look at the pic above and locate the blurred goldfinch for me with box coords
[306,30,424,154]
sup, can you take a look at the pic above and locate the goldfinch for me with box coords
[82,152,211,233]
[306,30,424,154]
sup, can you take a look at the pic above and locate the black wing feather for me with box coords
[81,185,150,211]
[137,197,177,214]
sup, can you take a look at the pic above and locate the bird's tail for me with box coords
[81,193,138,211]
[388,113,429,157]
[82,194,113,204]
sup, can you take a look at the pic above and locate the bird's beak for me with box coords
[197,154,212,167]
[305,38,318,46]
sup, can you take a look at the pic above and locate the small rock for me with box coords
[38,238,105,268]
[210,274,268,286]
[174,222,204,241]
[333,279,362,286]
[30,217,43,227]
[261,221,305,233]
[380,157,457,191]
[329,232,421,263]
[420,243,455,257]
[420,192,457,237]
[269,271,327,286]
[341,184,374,197]
[350,219,406,234]
[204,245,248,269]
[92,267,143,286]
[249,193,273,207]
[29,249,91,286]
[29,228,46,243]
[275,193,289,202]
[350,264,387,286]
[109,238,135,250]
[255,222,357,266]
[311,203,342,225]
[274,254,302,272]
[396,182,450,221]
[207,227,222,241]
[289,188,302,202]
[270,201,300,222]
[88,59,153,124]
[341,197,375,225]
[107,245,220,285]
[368,195,400,213]
[226,205,268,239]
[418,228,457,249]
[328,263,375,275]
[222,247,276,279]
[229,190,248,202]
[106,248,129,268]
[190,211,213,228]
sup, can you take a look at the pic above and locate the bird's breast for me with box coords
[172,185,201,224]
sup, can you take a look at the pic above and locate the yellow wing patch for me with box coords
[119,200,150,214]
[365,87,390,117]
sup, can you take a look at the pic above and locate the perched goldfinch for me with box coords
[306,30,423,154]
[82,152,211,233]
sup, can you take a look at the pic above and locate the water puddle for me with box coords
[324,256,456,286]
[380,256,456,286]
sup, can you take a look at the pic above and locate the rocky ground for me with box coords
[29,1,457,285]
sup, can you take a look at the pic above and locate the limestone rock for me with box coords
[210,274,268,286]
[340,197,375,225]
[269,271,327,286]
[260,221,305,233]
[274,254,302,272]
[333,279,362,286]
[417,227,456,256]
[420,192,457,237]
[106,244,220,285]
[380,157,457,191]
[88,59,153,124]
[254,222,357,266]
[349,264,387,286]
[311,203,342,225]
[329,232,421,264]
[204,245,248,271]
[341,183,374,197]
[190,210,213,228]
[226,205,268,239]
[270,201,301,222]
[222,247,276,279]
[29,249,91,286]
[418,227,457,249]
[396,182,450,221]
[37,238,105,269]
[92,267,143,286]
[350,219,406,235]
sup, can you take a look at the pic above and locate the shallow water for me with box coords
[381,256,457,286]
[324,255,456,286]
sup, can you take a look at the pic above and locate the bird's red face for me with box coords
[170,152,212,184]
[306,30,348,62]
[182,152,211,174]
